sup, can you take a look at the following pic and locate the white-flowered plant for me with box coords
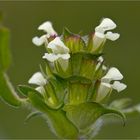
[1,17,140,140]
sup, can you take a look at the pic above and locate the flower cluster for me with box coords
[30,18,126,100]
[18,18,128,139]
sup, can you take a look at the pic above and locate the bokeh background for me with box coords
[0,1,140,139]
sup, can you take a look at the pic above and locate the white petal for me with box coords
[35,86,46,94]
[32,35,47,46]
[38,21,57,36]
[112,81,127,92]
[93,32,106,49]
[43,53,70,62]
[48,37,69,54]
[59,53,70,60]
[28,72,47,86]
[94,32,105,38]
[96,82,112,102]
[95,18,116,33]
[106,32,120,41]
[102,67,123,82]
[43,53,59,62]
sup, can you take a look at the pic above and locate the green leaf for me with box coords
[0,26,11,71]
[0,72,21,107]
[28,90,78,139]
[0,24,21,107]
[18,85,43,98]
[64,102,125,131]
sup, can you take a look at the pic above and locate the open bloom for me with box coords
[32,21,57,46]
[96,67,127,102]
[93,18,120,49]
[43,37,70,62]
[28,72,47,94]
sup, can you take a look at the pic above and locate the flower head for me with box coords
[93,18,120,49]
[43,37,70,62]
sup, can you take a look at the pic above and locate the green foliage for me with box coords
[64,102,125,131]
[19,86,78,138]
[0,21,21,107]
[0,26,11,71]
[0,72,21,106]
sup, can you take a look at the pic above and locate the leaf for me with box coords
[0,72,21,107]
[27,90,78,139]
[18,85,43,98]
[0,27,11,71]
[49,77,67,102]
[64,102,126,131]
[0,24,21,107]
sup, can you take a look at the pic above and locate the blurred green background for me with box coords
[0,1,140,139]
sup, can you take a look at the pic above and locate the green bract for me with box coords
[0,18,140,139]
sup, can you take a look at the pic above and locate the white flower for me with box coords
[93,18,120,48]
[101,67,127,92]
[32,21,57,46]
[96,67,127,102]
[28,72,47,86]
[43,37,70,62]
